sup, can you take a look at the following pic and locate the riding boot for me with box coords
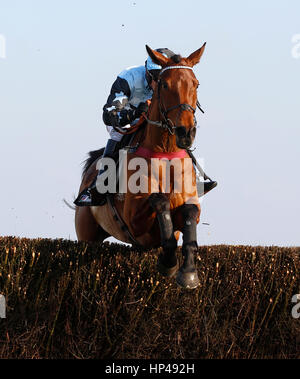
[74,139,119,207]
[202,180,218,196]
[195,171,218,197]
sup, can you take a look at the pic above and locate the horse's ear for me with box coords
[146,45,169,67]
[186,43,206,67]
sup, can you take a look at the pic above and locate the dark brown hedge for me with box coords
[0,237,299,359]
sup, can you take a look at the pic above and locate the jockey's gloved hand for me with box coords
[119,109,135,125]
[108,103,148,128]
[109,111,120,127]
[134,102,149,118]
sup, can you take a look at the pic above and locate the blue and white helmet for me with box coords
[146,56,163,71]
[146,48,175,80]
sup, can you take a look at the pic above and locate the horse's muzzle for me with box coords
[175,126,196,149]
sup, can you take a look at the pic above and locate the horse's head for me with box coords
[146,44,206,150]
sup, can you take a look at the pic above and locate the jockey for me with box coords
[102,48,176,145]
[75,48,176,206]
[75,48,217,207]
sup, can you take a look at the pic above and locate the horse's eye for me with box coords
[162,82,168,90]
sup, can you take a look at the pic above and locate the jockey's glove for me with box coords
[119,109,136,126]
[108,111,121,127]
[107,102,149,128]
[118,103,148,126]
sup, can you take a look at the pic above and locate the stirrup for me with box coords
[197,180,218,197]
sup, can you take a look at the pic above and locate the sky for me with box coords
[0,0,299,246]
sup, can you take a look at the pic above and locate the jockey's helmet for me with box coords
[146,48,175,82]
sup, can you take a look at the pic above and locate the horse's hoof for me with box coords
[157,255,179,278]
[176,270,200,289]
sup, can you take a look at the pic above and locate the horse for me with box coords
[75,44,207,289]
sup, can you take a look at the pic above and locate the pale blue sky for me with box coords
[0,0,299,246]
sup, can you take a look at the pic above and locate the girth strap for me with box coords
[106,194,140,246]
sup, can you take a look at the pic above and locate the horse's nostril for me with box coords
[175,127,186,138]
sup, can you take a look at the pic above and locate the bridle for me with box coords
[145,65,201,135]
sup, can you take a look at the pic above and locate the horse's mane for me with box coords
[82,148,105,178]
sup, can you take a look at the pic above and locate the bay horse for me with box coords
[75,44,206,289]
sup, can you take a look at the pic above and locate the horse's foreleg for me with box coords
[176,204,200,289]
[149,193,178,277]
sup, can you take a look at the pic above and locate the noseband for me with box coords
[145,65,198,135]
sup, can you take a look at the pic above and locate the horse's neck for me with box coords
[142,102,180,153]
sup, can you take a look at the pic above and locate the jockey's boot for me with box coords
[74,139,119,207]
[203,180,218,196]
[196,176,218,197]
